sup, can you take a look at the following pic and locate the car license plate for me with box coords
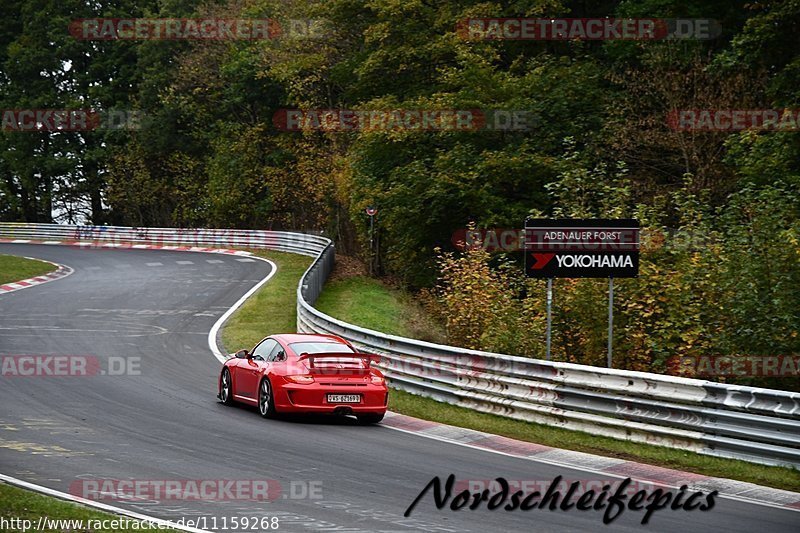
[327,394,361,403]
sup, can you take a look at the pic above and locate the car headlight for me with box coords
[370,375,385,385]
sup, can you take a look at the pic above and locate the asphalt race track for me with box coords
[0,243,797,532]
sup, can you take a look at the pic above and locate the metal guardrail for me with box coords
[0,222,330,257]
[2,222,799,468]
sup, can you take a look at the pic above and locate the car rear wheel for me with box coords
[259,378,276,418]
[357,413,384,425]
[219,369,233,405]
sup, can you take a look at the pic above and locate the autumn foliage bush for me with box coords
[432,183,800,390]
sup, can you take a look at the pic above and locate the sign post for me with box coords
[366,206,378,275]
[608,277,614,368]
[524,219,640,367]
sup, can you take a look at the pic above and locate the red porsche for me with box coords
[218,333,388,424]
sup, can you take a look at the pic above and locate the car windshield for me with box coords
[289,342,354,355]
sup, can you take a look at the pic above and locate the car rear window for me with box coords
[289,342,354,355]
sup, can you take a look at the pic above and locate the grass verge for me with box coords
[222,252,800,492]
[221,250,311,352]
[315,276,409,336]
[0,254,54,285]
[316,275,445,342]
[0,483,178,532]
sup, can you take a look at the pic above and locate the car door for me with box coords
[226,348,249,391]
[235,338,277,401]
[262,342,289,405]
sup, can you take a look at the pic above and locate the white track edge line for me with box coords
[0,473,211,533]
[0,242,278,530]
[207,256,278,363]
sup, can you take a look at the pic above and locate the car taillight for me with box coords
[285,375,315,384]
[371,375,384,385]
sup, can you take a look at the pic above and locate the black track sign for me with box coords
[524,219,640,278]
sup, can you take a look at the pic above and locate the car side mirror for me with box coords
[235,349,250,359]
[276,351,286,362]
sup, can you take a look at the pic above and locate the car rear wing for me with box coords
[297,352,381,368]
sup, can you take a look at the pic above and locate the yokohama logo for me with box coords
[530,253,555,269]
[555,255,633,268]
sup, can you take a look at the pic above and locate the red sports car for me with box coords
[218,333,388,424]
